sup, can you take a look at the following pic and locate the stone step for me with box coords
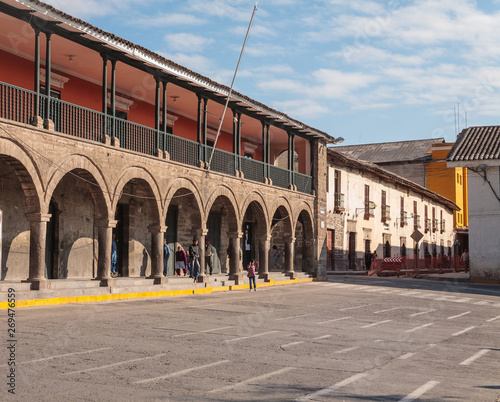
[0,282,32,292]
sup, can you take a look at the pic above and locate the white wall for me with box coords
[467,166,500,280]
[326,163,455,270]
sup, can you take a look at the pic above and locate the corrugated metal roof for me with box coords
[334,138,445,163]
[448,126,500,161]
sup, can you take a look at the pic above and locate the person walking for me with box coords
[247,259,257,291]
[163,239,171,277]
[111,233,117,277]
[175,245,188,276]
[205,237,216,275]
[189,238,201,282]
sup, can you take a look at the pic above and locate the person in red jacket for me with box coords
[247,259,256,291]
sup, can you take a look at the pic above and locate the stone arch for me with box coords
[45,154,111,220]
[0,137,44,214]
[113,166,162,226]
[162,177,204,275]
[295,203,315,273]
[270,197,294,235]
[205,185,240,233]
[241,191,269,232]
[163,177,203,224]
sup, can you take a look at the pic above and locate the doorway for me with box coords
[348,232,356,270]
[207,211,222,274]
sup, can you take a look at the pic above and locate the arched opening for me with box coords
[207,195,238,276]
[0,155,39,280]
[241,200,267,272]
[48,169,107,279]
[114,178,160,277]
[296,209,314,273]
[270,205,293,273]
[165,188,202,276]
[274,150,299,171]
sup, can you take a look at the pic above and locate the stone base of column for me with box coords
[31,116,44,128]
[99,278,117,287]
[259,272,270,281]
[25,279,51,290]
[196,274,208,283]
[149,276,168,285]
[229,273,244,285]
[286,272,297,279]
[112,137,120,147]
[43,118,54,130]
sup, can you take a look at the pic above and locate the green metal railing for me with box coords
[0,81,313,194]
[295,172,312,194]
[269,165,290,189]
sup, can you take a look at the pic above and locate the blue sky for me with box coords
[44,0,500,145]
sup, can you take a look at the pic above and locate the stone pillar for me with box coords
[197,230,208,283]
[26,213,51,289]
[148,225,167,284]
[258,235,271,281]
[43,32,52,130]
[284,236,296,279]
[228,231,243,284]
[101,53,108,138]
[95,219,117,285]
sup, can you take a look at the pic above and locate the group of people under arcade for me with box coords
[110,233,284,286]
[163,237,217,282]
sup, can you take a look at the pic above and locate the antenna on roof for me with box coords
[454,104,457,137]
[207,2,258,170]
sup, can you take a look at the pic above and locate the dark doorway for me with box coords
[207,211,222,273]
[327,229,334,270]
[364,239,371,270]
[115,204,129,277]
[384,241,391,258]
[45,201,58,279]
[165,205,178,276]
[348,232,356,270]
[242,221,252,270]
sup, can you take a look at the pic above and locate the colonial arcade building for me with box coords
[0,0,336,289]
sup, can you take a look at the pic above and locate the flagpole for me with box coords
[207,2,258,169]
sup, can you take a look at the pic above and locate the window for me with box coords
[413,201,419,228]
[364,185,370,216]
[400,197,406,227]
[333,170,344,211]
[424,205,429,232]
[432,207,437,232]
[381,190,387,222]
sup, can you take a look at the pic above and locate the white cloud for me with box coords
[133,13,206,27]
[273,99,330,119]
[164,33,214,52]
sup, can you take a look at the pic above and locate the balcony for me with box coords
[413,214,421,228]
[400,211,408,227]
[432,218,439,232]
[382,205,391,222]
[425,218,431,233]
[334,193,345,212]
[364,201,376,219]
[440,219,446,233]
[0,81,312,194]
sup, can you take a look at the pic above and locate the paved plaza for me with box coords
[3,277,500,401]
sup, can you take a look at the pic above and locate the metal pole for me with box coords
[207,2,258,168]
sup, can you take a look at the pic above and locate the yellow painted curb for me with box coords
[0,275,320,309]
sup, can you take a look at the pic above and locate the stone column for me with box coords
[258,235,271,281]
[26,213,51,289]
[284,236,296,279]
[148,225,167,284]
[95,219,117,285]
[196,230,208,283]
[228,231,243,284]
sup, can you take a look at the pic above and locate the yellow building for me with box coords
[427,143,468,251]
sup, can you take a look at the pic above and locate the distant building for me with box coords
[335,138,445,187]
[448,126,500,282]
[326,149,457,271]
[335,138,469,255]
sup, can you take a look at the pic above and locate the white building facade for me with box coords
[448,126,500,282]
[327,150,457,271]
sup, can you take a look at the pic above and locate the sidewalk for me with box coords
[0,272,318,309]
